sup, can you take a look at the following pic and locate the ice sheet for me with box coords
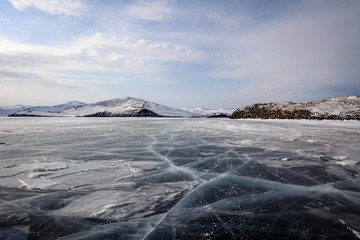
[0,117,359,239]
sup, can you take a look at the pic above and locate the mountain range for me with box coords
[4,97,231,118]
[2,95,359,120]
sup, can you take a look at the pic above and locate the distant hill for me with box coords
[8,101,86,117]
[62,97,199,117]
[230,95,360,120]
[9,97,200,118]
[182,107,235,118]
[0,105,31,117]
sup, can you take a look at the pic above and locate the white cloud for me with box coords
[208,12,250,26]
[0,33,205,88]
[9,0,86,16]
[206,0,360,103]
[127,0,175,22]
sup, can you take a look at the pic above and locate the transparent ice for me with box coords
[0,118,359,239]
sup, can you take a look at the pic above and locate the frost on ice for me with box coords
[0,117,360,239]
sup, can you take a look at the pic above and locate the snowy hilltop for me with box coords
[230,95,360,120]
[63,97,199,117]
[8,97,201,118]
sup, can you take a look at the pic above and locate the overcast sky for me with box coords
[0,0,359,108]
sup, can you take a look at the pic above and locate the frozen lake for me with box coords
[0,117,360,239]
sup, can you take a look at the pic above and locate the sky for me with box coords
[0,0,359,108]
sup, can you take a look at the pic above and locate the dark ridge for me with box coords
[206,114,229,118]
[8,114,54,117]
[83,109,162,117]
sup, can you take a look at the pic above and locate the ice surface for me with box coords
[0,117,360,239]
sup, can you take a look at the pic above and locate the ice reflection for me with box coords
[0,118,359,239]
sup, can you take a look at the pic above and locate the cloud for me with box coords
[126,0,175,22]
[208,12,250,26]
[207,0,360,103]
[2,0,359,107]
[8,0,87,16]
[0,33,205,88]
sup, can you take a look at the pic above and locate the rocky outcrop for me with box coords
[230,95,360,120]
[230,103,312,119]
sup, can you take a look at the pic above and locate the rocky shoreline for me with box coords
[230,95,360,120]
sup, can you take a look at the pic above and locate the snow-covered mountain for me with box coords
[230,95,360,120]
[8,101,86,117]
[63,97,199,117]
[9,97,200,118]
[182,107,235,118]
